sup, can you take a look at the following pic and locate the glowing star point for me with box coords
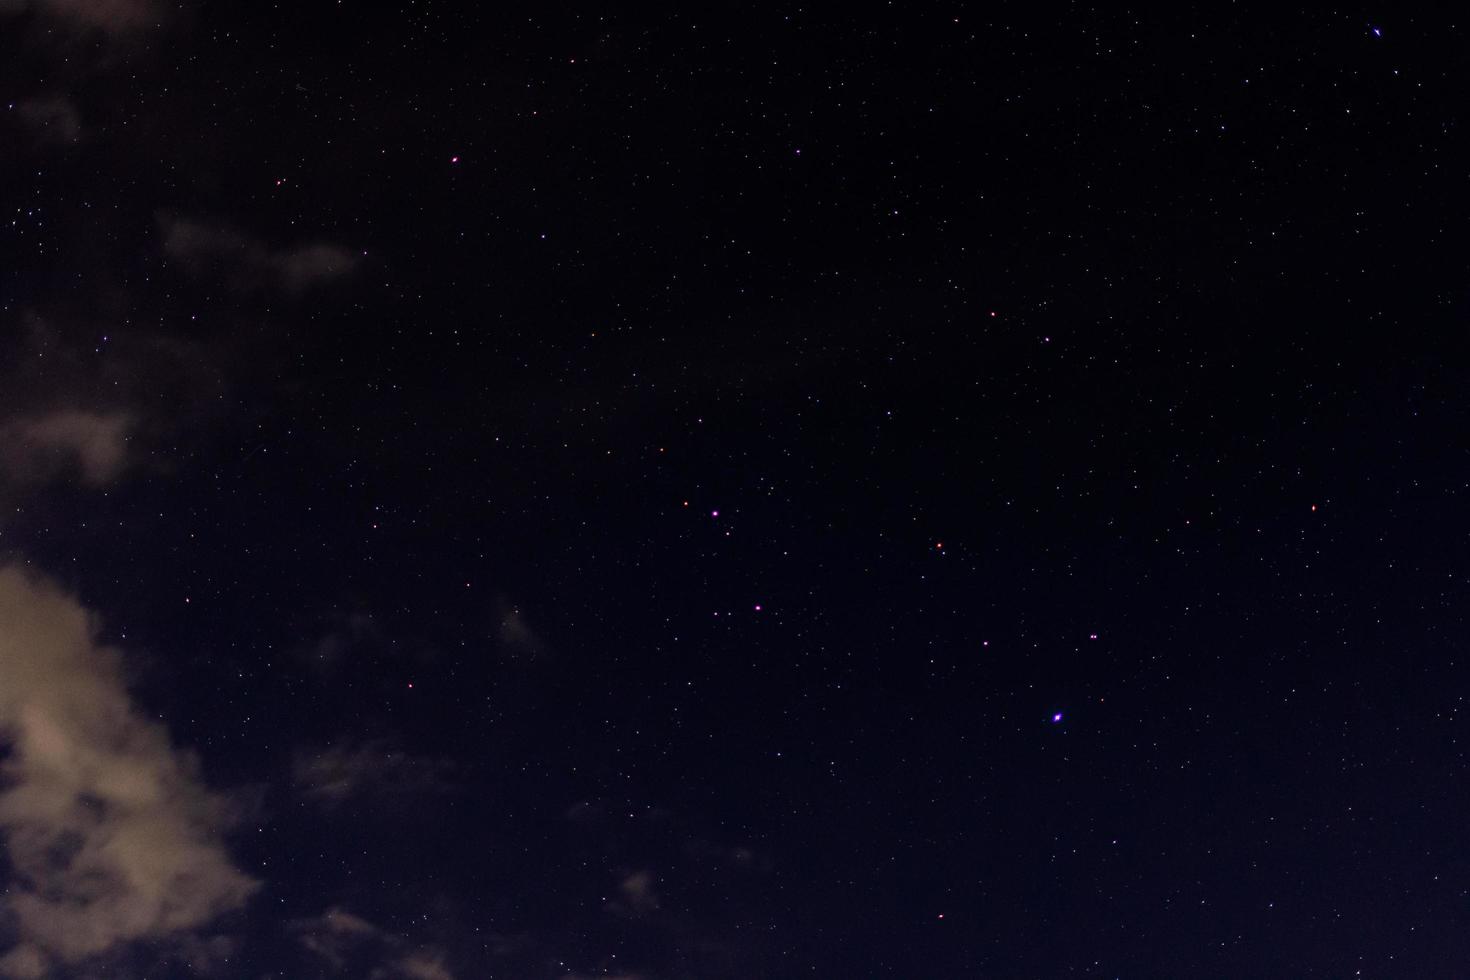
[1051,712,1063,723]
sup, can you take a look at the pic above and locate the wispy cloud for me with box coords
[613,870,661,916]
[0,0,164,35]
[497,596,547,658]
[11,96,82,145]
[160,215,362,295]
[0,311,234,512]
[383,951,457,980]
[294,740,457,809]
[291,908,381,972]
[1,410,132,486]
[0,566,258,978]
[293,907,456,980]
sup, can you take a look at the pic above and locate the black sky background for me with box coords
[3,3,1470,978]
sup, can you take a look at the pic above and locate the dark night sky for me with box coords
[2,3,1469,978]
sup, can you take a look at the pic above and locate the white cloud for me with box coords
[0,566,258,977]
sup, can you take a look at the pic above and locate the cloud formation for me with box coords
[293,740,456,809]
[292,907,455,980]
[0,567,258,977]
[11,97,82,145]
[616,870,661,915]
[0,0,162,34]
[496,597,546,658]
[385,951,456,980]
[0,410,132,487]
[292,908,380,972]
[160,215,361,295]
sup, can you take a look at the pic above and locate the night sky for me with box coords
[1,4,1467,978]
